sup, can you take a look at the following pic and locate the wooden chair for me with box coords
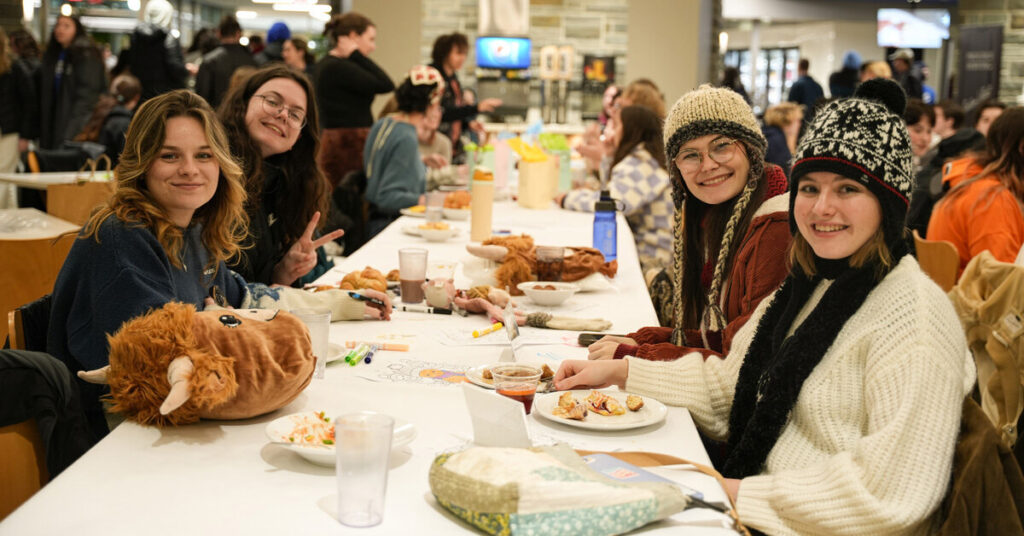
[0,419,48,521]
[46,181,114,226]
[913,230,961,292]
[0,235,75,345]
[7,295,52,352]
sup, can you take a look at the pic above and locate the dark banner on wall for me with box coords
[957,25,1003,111]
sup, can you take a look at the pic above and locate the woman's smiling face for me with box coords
[244,77,307,158]
[794,171,882,259]
[675,134,750,205]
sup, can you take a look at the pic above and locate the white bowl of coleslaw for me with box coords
[265,411,417,466]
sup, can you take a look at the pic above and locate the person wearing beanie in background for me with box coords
[555,78,973,535]
[928,108,1024,271]
[586,84,791,364]
[829,50,861,98]
[889,48,923,100]
[122,0,186,101]
[254,22,289,65]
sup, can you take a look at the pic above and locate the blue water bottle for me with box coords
[593,194,617,261]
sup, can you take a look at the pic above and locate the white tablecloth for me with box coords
[0,202,737,535]
[0,171,112,191]
[0,207,79,240]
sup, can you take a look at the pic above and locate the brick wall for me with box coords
[958,0,1024,105]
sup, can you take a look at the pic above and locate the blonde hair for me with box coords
[862,61,892,80]
[82,90,248,272]
[789,227,893,280]
[764,102,802,128]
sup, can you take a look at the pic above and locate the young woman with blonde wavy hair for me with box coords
[49,89,252,438]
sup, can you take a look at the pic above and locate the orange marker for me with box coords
[345,341,409,352]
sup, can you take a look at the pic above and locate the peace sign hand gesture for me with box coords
[272,211,345,286]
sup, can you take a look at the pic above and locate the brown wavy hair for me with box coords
[611,105,665,170]
[217,64,328,246]
[82,89,248,272]
[943,106,1024,212]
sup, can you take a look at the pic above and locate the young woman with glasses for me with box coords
[218,64,342,287]
[586,85,791,369]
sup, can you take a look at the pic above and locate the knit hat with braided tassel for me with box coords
[662,85,767,345]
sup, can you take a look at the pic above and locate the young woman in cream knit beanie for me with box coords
[587,84,790,365]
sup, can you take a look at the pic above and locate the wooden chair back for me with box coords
[0,235,75,344]
[914,230,961,292]
[46,181,114,226]
[0,419,48,521]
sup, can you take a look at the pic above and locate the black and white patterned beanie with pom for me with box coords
[790,78,914,254]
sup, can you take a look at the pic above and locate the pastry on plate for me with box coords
[626,395,644,411]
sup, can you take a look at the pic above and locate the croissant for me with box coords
[339,266,388,292]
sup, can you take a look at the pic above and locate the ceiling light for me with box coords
[236,10,258,19]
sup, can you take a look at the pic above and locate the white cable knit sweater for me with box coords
[626,255,976,535]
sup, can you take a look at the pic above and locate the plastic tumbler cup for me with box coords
[535,246,565,282]
[291,308,331,379]
[425,191,445,224]
[398,248,428,304]
[335,412,394,527]
[491,364,542,414]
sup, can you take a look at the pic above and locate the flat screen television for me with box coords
[877,9,950,49]
[476,36,531,70]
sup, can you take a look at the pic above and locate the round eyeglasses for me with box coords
[674,138,739,175]
[255,94,306,129]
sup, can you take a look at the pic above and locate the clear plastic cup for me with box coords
[491,364,542,414]
[398,248,428,304]
[291,308,331,379]
[335,412,394,527]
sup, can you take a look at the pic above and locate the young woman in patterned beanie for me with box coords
[587,84,791,363]
[556,78,974,535]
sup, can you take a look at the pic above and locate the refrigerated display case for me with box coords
[724,47,799,116]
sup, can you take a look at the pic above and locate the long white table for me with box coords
[0,202,736,535]
[0,171,113,191]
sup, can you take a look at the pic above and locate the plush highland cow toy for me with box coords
[79,302,314,426]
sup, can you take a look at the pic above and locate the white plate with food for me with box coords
[442,207,471,220]
[400,206,427,218]
[517,281,579,306]
[465,363,556,390]
[265,411,417,466]
[533,390,667,431]
[402,224,461,240]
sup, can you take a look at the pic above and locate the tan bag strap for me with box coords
[75,155,113,184]
[576,450,751,536]
[983,312,1024,446]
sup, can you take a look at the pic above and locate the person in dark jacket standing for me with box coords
[254,22,289,65]
[787,58,824,122]
[72,74,142,165]
[315,12,394,189]
[889,48,923,100]
[5,28,41,154]
[829,50,861,99]
[0,27,38,207]
[39,14,106,150]
[429,32,501,163]
[124,0,186,101]
[195,15,256,108]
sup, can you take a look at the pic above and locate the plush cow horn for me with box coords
[77,366,110,384]
[159,356,195,415]
[466,244,509,261]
